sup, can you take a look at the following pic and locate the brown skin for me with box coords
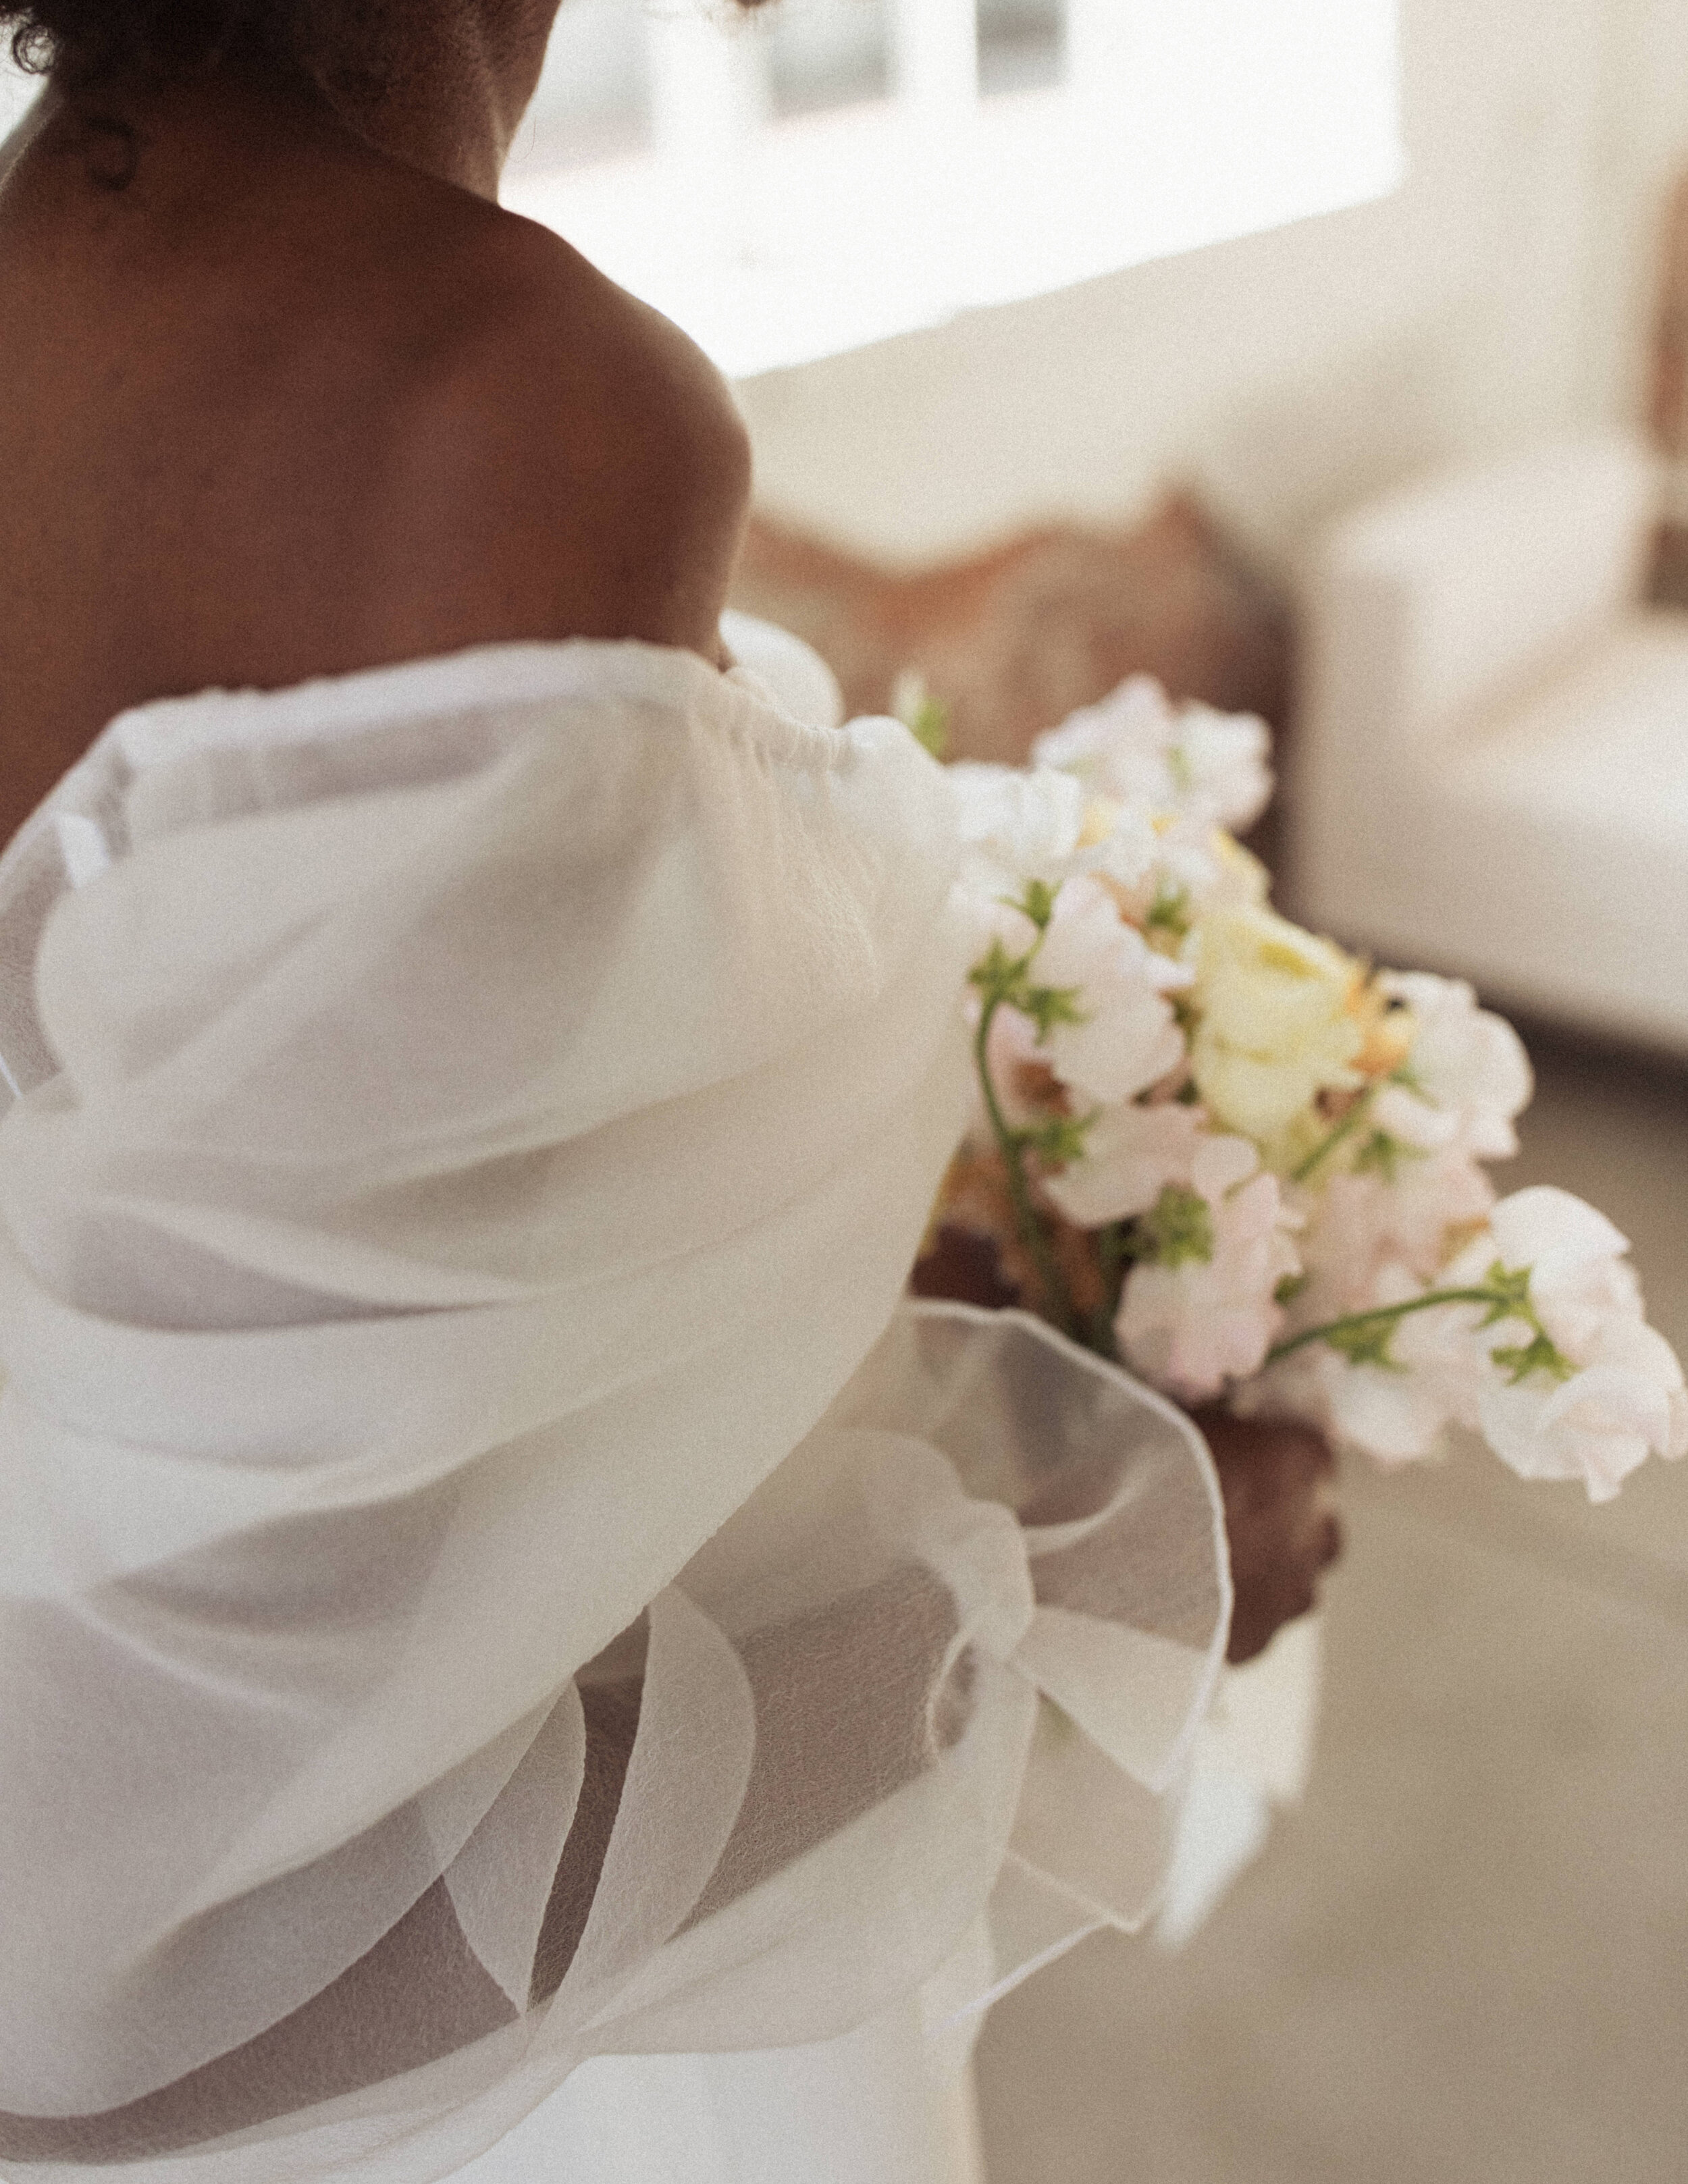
[1194,1408,1342,1663]
[0,5,750,844]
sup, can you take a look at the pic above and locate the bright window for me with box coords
[0,49,32,137]
[1,2,1402,381]
[504,0,1403,377]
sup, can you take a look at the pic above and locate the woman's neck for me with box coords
[20,0,558,202]
[304,0,557,201]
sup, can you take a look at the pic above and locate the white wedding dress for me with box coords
[0,616,1231,2183]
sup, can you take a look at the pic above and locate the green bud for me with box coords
[1490,1330,1574,1386]
[1013,878,1059,932]
[1129,1184,1215,1269]
[1354,1129,1421,1183]
[1026,1113,1096,1167]
[907,696,950,761]
[1146,881,1192,940]
[1477,1261,1537,1329]
[1022,982,1090,1042]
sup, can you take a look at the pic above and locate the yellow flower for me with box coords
[1188,904,1365,1145]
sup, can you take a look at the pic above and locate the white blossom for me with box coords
[1250,1354,1444,1469]
[1044,1098,1207,1227]
[1292,1142,1496,1312]
[1476,1316,1687,1501]
[1454,1188,1641,1358]
[1380,971,1533,1158]
[949,762,1159,903]
[1196,832,1273,915]
[1032,675,1273,834]
[949,762,1086,893]
[1284,1261,1476,1464]
[1115,1134,1301,1404]
[1027,878,1188,1104]
[1437,1188,1687,1500]
[980,877,1189,1119]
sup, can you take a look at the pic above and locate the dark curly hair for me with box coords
[1,1,334,83]
[3,1,773,88]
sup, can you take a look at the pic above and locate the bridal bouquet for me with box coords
[934,676,1687,1504]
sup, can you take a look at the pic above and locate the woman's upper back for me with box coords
[0,65,751,844]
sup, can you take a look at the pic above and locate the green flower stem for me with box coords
[1290,1092,1372,1185]
[1087,1223,1128,1362]
[973,990,1079,1340]
[1264,1285,1531,1366]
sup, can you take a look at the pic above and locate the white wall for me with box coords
[735,0,1688,566]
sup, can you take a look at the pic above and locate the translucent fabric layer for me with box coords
[0,632,1225,2180]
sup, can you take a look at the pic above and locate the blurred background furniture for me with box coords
[1290,436,1688,1053]
[729,494,1292,764]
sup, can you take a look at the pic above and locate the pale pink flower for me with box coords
[1115,1135,1301,1404]
[1009,876,1189,1107]
[1292,1141,1496,1316]
[1043,1098,1207,1227]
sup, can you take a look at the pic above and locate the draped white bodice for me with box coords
[0,618,1226,2182]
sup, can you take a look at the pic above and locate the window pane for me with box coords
[766,0,893,120]
[977,0,1063,97]
[503,0,1402,379]
[508,0,652,177]
[0,51,37,138]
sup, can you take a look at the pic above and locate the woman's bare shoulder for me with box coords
[359,192,753,664]
[0,121,754,827]
[0,109,750,836]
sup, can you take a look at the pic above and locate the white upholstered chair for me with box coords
[1289,437,1688,1052]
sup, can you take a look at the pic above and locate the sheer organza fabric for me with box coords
[0,628,1226,2179]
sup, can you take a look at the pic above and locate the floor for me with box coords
[976,1028,1688,2184]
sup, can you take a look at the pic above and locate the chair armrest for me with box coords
[1304,435,1658,758]
[1287,437,1658,936]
